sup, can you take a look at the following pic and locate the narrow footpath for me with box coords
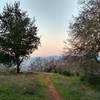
[44,73,61,100]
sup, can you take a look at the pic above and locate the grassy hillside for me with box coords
[51,73,100,100]
[0,72,100,100]
[0,73,51,100]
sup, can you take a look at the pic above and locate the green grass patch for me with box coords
[0,72,100,100]
[0,73,50,100]
[50,73,100,100]
[33,72,51,100]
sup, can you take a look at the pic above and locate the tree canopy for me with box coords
[0,2,40,73]
[65,0,100,60]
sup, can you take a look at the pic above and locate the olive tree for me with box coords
[0,2,40,73]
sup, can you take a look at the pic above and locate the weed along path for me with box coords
[44,73,61,100]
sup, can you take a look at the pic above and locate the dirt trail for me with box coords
[44,73,61,100]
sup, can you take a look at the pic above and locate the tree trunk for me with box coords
[16,59,20,73]
[17,63,20,73]
[16,58,24,73]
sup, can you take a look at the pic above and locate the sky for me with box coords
[0,0,79,57]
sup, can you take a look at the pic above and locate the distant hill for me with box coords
[21,55,63,71]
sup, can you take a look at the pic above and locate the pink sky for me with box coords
[32,37,64,57]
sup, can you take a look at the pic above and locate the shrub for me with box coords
[80,76,85,82]
[76,72,80,76]
[62,71,73,76]
[86,74,100,85]
[80,73,100,90]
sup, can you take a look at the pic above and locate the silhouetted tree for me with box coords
[0,2,40,73]
[66,0,100,61]
[64,0,100,77]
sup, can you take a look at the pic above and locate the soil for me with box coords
[44,73,61,100]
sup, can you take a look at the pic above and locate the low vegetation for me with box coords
[51,73,100,100]
[0,72,100,100]
[0,73,50,100]
[0,0,99,100]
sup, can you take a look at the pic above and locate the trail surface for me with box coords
[44,73,61,100]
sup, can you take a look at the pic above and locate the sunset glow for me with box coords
[0,0,79,57]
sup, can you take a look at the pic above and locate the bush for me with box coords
[86,74,100,85]
[62,71,73,76]
[55,69,63,74]
[80,76,85,82]
[76,72,80,76]
[80,73,100,90]
[51,69,57,73]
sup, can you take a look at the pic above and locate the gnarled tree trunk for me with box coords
[16,59,20,73]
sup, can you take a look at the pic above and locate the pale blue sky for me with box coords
[0,0,79,56]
